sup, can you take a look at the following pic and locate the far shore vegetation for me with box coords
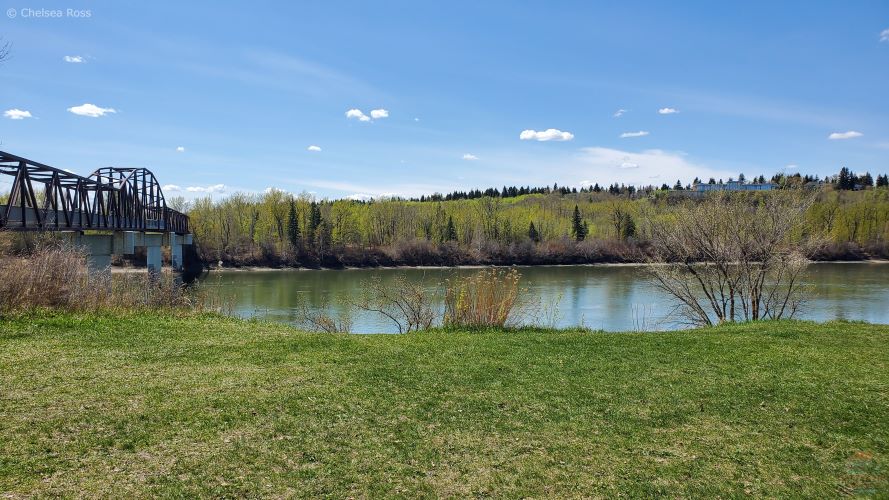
[177,168,887,269]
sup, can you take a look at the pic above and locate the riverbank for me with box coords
[199,258,889,272]
[1,314,886,496]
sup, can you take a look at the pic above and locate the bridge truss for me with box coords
[0,151,188,234]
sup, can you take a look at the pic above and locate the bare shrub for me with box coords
[646,192,814,326]
[443,268,522,328]
[353,276,437,333]
[293,302,353,333]
[0,241,216,315]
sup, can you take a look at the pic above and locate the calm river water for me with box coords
[203,263,889,333]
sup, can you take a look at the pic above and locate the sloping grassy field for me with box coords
[1,314,887,497]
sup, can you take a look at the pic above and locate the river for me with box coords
[201,262,889,333]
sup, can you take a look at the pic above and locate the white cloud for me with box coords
[620,130,650,138]
[370,108,389,119]
[346,108,370,121]
[575,147,734,187]
[881,28,889,42]
[176,146,185,152]
[462,153,478,160]
[785,164,799,170]
[347,193,375,201]
[185,184,227,194]
[828,130,863,140]
[519,128,574,141]
[658,107,679,114]
[67,103,116,117]
[4,109,32,120]
[63,55,84,63]
[414,117,420,122]
[307,145,322,152]
[163,184,182,192]
[613,109,626,118]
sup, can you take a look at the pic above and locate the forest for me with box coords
[178,169,889,268]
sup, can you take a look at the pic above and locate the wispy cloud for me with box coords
[4,109,32,120]
[67,103,116,117]
[828,130,863,140]
[658,107,678,114]
[185,184,227,193]
[370,108,389,119]
[176,146,185,152]
[519,128,574,141]
[307,145,322,152]
[163,184,182,192]
[63,55,84,63]
[881,28,889,42]
[620,131,649,138]
[462,153,478,160]
[613,109,626,118]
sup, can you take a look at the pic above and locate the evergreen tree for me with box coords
[528,221,540,243]
[286,200,300,249]
[622,213,636,240]
[307,201,322,244]
[674,179,683,190]
[877,174,889,188]
[861,172,874,187]
[838,167,853,190]
[571,205,586,242]
[445,215,458,241]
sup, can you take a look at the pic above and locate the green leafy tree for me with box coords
[445,215,458,241]
[528,221,540,243]
[571,205,586,242]
[287,199,301,249]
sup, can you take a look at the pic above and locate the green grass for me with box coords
[1,314,887,497]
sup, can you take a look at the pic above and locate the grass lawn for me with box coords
[1,315,887,497]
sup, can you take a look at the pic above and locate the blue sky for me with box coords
[1,1,888,200]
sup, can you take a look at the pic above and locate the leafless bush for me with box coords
[293,302,352,333]
[443,268,522,328]
[0,241,216,315]
[646,192,814,326]
[353,276,437,333]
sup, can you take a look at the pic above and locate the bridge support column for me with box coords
[81,234,114,274]
[143,233,164,278]
[169,234,183,271]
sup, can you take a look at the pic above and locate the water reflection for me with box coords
[202,263,889,333]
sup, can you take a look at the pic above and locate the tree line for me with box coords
[180,169,889,268]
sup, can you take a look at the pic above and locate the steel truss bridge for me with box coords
[0,151,189,234]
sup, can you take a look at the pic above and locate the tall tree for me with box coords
[528,221,540,243]
[571,205,586,242]
[287,199,300,248]
[838,167,853,190]
[307,201,322,244]
[445,215,458,241]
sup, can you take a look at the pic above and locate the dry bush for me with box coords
[0,241,216,315]
[443,268,523,328]
[293,301,353,333]
[646,192,814,326]
[353,276,437,333]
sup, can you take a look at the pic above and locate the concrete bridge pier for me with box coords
[139,233,164,278]
[80,233,114,274]
[166,233,194,271]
